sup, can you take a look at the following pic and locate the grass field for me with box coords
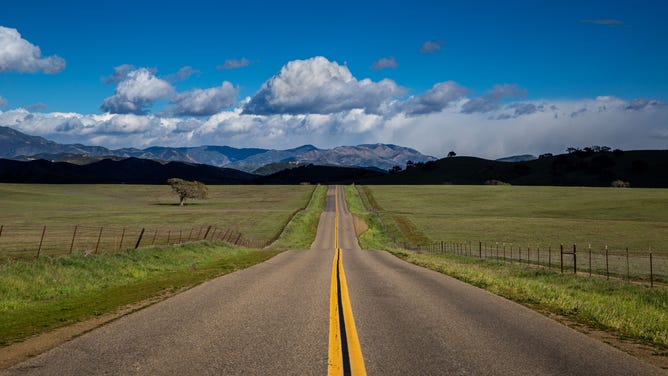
[359,185,668,254]
[0,184,315,257]
[345,185,668,350]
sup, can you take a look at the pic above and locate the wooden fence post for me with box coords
[118,228,126,251]
[151,229,158,245]
[204,226,212,240]
[650,252,654,288]
[188,228,193,242]
[167,231,171,244]
[135,228,145,249]
[537,246,540,266]
[588,244,592,277]
[234,232,243,245]
[573,244,577,274]
[548,246,551,269]
[95,227,103,254]
[605,245,609,280]
[479,241,482,258]
[626,247,630,282]
[0,224,3,241]
[36,225,47,259]
[560,243,564,274]
[69,225,78,255]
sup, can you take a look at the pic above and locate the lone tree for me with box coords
[167,178,208,206]
[447,151,456,158]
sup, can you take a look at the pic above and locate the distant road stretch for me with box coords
[3,186,662,375]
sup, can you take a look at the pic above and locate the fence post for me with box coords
[178,230,183,244]
[204,226,212,240]
[0,224,3,241]
[573,244,577,274]
[537,246,540,266]
[548,246,551,269]
[135,228,145,249]
[479,241,482,258]
[95,227,103,254]
[560,243,564,274]
[118,228,126,251]
[588,244,592,277]
[605,245,609,280]
[626,247,630,282]
[650,251,654,288]
[188,228,193,241]
[441,241,444,254]
[234,232,243,245]
[36,225,47,259]
[167,231,171,245]
[152,229,158,245]
[69,225,78,255]
[527,246,530,265]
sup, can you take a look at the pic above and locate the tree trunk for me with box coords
[179,196,185,206]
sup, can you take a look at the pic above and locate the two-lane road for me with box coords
[2,186,663,375]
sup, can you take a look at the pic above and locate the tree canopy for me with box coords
[167,178,208,206]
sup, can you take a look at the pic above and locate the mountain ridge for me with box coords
[0,126,434,172]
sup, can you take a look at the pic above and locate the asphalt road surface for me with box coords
[2,186,663,375]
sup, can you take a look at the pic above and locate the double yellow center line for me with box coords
[328,186,366,375]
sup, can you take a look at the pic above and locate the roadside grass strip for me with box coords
[390,251,668,348]
[0,242,282,346]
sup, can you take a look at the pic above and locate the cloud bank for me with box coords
[1,56,666,160]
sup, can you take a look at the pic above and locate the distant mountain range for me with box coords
[0,126,435,172]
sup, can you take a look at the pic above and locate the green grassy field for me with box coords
[345,185,668,350]
[0,184,315,258]
[359,185,668,254]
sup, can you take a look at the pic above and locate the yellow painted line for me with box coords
[337,247,367,375]
[328,247,343,375]
[328,186,367,375]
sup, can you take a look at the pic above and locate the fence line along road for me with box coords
[0,224,266,261]
[414,240,666,287]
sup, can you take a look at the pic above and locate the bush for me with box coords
[484,179,511,186]
[611,180,630,188]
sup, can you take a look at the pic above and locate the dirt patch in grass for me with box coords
[352,215,369,236]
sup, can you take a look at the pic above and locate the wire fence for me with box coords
[0,224,267,261]
[413,241,666,287]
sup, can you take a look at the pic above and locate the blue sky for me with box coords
[1,0,667,158]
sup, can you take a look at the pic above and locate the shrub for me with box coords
[611,180,630,188]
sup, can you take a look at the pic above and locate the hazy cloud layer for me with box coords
[217,58,250,70]
[399,81,467,115]
[100,68,175,114]
[243,56,404,115]
[0,96,7,108]
[3,95,665,160]
[166,82,238,116]
[461,84,527,114]
[420,40,446,54]
[0,26,65,74]
[371,57,398,70]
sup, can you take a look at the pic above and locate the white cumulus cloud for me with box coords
[243,56,404,115]
[100,67,175,115]
[0,26,65,74]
